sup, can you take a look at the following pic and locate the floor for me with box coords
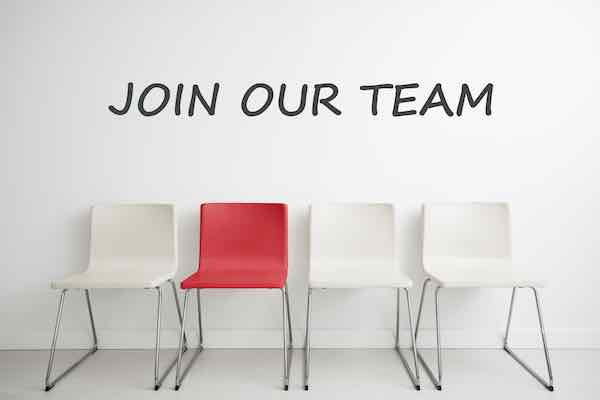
[0,349,593,399]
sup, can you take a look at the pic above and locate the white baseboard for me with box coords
[2,328,599,350]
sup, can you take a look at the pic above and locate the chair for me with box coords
[304,203,420,390]
[416,202,554,391]
[174,203,292,390]
[45,204,188,391]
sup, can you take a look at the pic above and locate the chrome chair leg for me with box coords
[286,284,293,377]
[414,279,429,341]
[394,288,421,390]
[85,290,98,348]
[533,288,554,386]
[405,288,420,387]
[305,287,419,391]
[44,289,98,391]
[174,290,189,390]
[414,279,442,390]
[170,279,188,351]
[504,287,516,346]
[281,285,291,390]
[285,283,293,346]
[434,287,442,385]
[176,286,290,391]
[152,281,193,390]
[196,289,203,347]
[503,287,554,391]
[303,288,312,391]
[45,284,187,391]
[174,289,204,391]
[153,287,162,390]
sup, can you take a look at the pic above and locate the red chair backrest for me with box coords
[198,203,288,272]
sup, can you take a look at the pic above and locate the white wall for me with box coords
[2,0,599,350]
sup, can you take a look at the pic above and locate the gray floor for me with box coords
[0,348,593,399]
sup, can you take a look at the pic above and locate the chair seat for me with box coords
[181,262,287,289]
[426,266,545,288]
[309,264,413,288]
[51,268,174,289]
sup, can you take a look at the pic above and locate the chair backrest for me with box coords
[88,204,177,273]
[309,203,396,274]
[198,203,287,272]
[422,202,511,274]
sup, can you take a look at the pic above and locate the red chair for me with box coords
[174,203,292,390]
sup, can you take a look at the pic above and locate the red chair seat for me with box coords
[181,261,286,289]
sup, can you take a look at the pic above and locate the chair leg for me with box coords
[285,283,293,346]
[174,289,204,391]
[303,288,312,391]
[174,289,189,390]
[85,290,98,349]
[414,279,429,341]
[44,289,98,391]
[170,279,188,351]
[175,286,291,391]
[196,289,203,347]
[503,287,554,391]
[414,279,443,390]
[285,284,293,378]
[394,288,421,390]
[434,286,442,386]
[281,285,291,390]
[152,282,194,390]
[153,287,162,390]
[405,288,420,388]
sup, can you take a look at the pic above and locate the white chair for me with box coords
[304,203,420,390]
[416,202,553,391]
[45,204,188,391]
